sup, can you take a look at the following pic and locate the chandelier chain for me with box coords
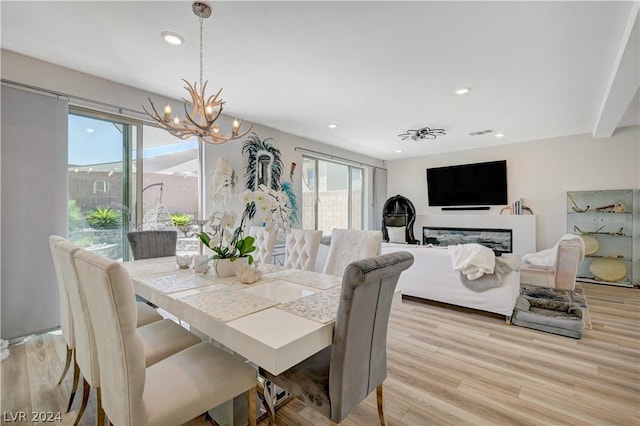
[199,14,204,89]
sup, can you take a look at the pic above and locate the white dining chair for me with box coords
[49,235,167,417]
[248,226,277,264]
[322,229,382,276]
[54,238,201,425]
[73,248,257,426]
[284,229,323,271]
[48,236,79,413]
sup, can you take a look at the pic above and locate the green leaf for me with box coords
[198,232,210,247]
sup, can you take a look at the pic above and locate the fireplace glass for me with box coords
[422,227,513,253]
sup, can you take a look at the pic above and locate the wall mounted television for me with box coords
[426,160,508,207]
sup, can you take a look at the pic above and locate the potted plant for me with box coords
[197,185,292,277]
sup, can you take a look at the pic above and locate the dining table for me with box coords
[123,256,346,375]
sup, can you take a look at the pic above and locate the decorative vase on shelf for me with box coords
[214,257,249,277]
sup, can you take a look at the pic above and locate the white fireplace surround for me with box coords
[416,214,536,255]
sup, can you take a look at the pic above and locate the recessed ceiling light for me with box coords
[395,149,402,153]
[495,133,505,138]
[161,31,185,46]
[328,124,337,129]
[85,128,94,133]
[455,87,471,95]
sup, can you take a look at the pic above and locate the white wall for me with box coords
[386,127,639,282]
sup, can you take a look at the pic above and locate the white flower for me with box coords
[240,190,254,205]
[221,211,237,230]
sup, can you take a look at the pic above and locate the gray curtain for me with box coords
[371,167,387,231]
[1,84,68,340]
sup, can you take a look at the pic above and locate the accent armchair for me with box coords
[521,235,585,293]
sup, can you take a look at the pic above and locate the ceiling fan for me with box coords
[398,126,446,141]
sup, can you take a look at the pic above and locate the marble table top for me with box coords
[130,256,401,374]
[129,257,344,374]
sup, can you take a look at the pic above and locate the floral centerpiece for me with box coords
[198,185,292,276]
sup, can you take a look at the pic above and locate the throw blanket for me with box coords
[521,233,585,268]
[459,255,519,292]
[448,243,495,280]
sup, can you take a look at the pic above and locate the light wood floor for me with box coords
[2,283,638,425]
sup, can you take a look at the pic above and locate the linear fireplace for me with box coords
[422,226,513,253]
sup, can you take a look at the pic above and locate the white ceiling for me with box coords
[1,1,638,160]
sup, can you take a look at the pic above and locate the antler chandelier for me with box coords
[398,126,446,141]
[143,2,252,145]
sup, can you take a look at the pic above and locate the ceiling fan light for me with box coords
[398,126,446,141]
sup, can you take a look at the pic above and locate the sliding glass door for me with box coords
[302,156,364,235]
[67,110,136,260]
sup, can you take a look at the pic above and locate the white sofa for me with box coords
[381,243,521,321]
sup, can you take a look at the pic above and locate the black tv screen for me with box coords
[426,160,508,206]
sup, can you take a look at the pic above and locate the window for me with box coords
[68,111,136,260]
[302,156,364,235]
[68,109,200,260]
[138,126,198,232]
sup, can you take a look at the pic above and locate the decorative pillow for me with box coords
[387,226,407,244]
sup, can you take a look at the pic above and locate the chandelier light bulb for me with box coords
[173,116,180,126]
[163,104,172,121]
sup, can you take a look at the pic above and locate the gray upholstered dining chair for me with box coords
[284,229,323,271]
[127,229,178,307]
[127,230,178,260]
[248,226,277,264]
[53,238,201,425]
[322,229,382,277]
[73,248,257,426]
[261,251,414,425]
